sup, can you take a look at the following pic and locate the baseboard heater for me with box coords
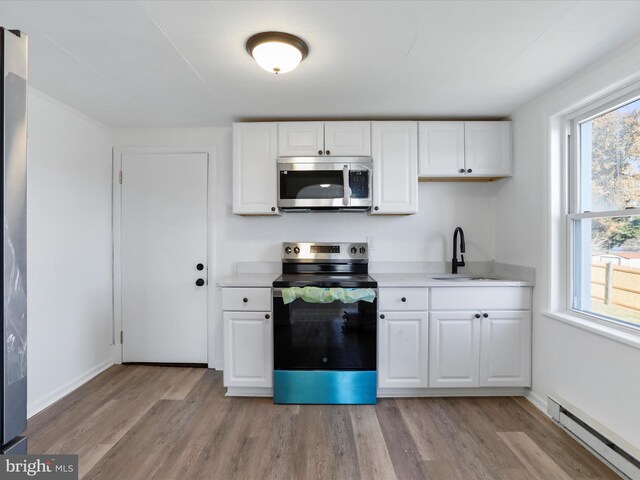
[547,396,640,479]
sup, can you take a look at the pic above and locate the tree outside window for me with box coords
[572,97,640,327]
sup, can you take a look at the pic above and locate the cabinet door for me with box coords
[464,121,512,177]
[324,121,371,156]
[223,311,273,388]
[278,122,324,156]
[378,312,428,389]
[232,123,279,215]
[371,122,418,215]
[418,122,464,177]
[429,311,480,388]
[480,310,531,387]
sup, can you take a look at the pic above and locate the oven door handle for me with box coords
[342,165,351,207]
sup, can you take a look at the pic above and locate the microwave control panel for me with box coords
[349,171,369,198]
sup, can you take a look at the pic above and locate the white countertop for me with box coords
[371,273,533,287]
[218,273,278,288]
[219,272,533,288]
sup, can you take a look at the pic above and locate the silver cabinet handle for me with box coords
[342,165,352,206]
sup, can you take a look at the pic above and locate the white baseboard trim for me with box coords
[377,387,528,398]
[27,359,114,418]
[225,386,528,398]
[525,389,547,413]
[226,386,273,397]
[208,360,223,370]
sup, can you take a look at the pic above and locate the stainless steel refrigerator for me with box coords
[1,27,28,455]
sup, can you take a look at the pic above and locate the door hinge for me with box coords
[120,330,123,344]
[119,171,123,184]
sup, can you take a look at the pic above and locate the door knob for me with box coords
[196,263,204,271]
[483,313,489,318]
[326,150,330,155]
[401,297,407,302]
[467,168,473,173]
[475,313,481,318]
[195,278,205,287]
[459,168,465,174]
[318,150,323,155]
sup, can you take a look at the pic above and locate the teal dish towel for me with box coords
[281,287,376,305]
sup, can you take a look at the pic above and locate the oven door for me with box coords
[273,288,377,371]
[277,158,372,210]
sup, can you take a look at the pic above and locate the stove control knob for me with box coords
[293,246,300,254]
[350,246,357,255]
[285,246,292,254]
[359,247,366,254]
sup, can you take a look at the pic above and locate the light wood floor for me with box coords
[26,365,619,480]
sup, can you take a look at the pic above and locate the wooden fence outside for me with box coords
[591,262,640,312]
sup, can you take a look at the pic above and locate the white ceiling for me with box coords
[1,0,640,128]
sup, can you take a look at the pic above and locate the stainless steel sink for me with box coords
[431,275,499,282]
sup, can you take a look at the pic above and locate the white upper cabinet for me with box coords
[278,122,324,156]
[464,121,512,177]
[418,121,512,179]
[418,122,464,176]
[232,122,279,215]
[278,121,371,156]
[371,122,418,215]
[324,122,371,156]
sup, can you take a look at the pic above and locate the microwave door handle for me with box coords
[342,165,351,206]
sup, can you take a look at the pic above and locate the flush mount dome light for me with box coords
[246,31,308,74]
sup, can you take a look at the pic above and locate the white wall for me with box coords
[27,89,114,416]
[495,37,640,448]
[114,127,500,367]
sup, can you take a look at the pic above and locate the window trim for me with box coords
[565,89,640,330]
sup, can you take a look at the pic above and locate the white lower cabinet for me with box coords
[479,311,531,387]
[223,311,273,388]
[378,312,428,388]
[428,311,481,388]
[429,309,532,388]
[221,283,531,396]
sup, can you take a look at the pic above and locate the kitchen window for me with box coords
[569,94,640,329]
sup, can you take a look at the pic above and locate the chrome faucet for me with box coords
[452,227,466,274]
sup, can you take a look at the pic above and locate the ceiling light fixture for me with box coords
[246,31,308,75]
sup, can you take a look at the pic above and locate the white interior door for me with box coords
[121,152,208,363]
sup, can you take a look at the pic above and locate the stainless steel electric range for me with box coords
[272,242,377,404]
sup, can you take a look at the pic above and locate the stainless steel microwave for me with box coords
[277,157,373,212]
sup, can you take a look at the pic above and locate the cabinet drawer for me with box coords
[379,288,428,311]
[222,287,271,311]
[430,287,530,311]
